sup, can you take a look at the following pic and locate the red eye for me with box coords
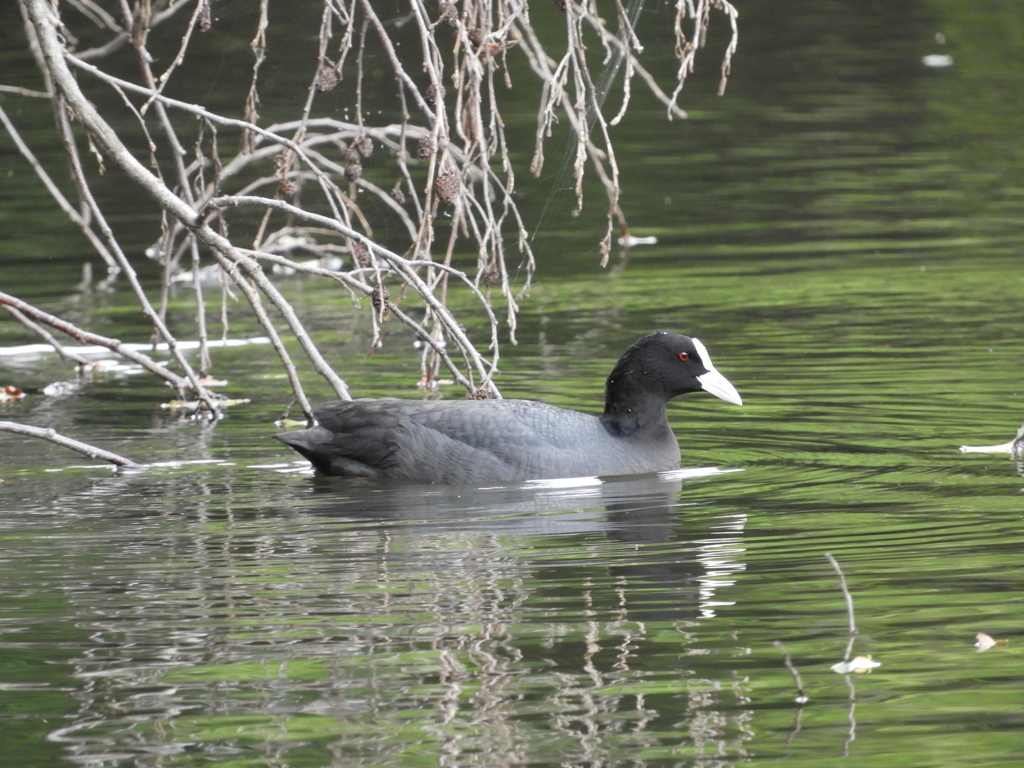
[678,352,689,361]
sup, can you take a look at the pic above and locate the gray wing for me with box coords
[308,399,609,482]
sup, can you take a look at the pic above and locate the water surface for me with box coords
[2,1,1024,766]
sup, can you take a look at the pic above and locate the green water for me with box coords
[2,1,1024,766]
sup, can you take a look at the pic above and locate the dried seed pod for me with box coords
[344,160,362,182]
[351,240,370,267]
[343,146,361,164]
[434,167,459,205]
[278,178,297,197]
[468,389,489,400]
[466,27,484,50]
[416,136,434,159]
[315,65,339,92]
[552,0,567,12]
[354,136,373,158]
[481,269,500,287]
[370,283,389,312]
[425,82,445,109]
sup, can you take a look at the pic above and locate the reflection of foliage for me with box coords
[6,0,737,415]
[48,501,754,765]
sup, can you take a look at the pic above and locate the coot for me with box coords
[274,332,741,484]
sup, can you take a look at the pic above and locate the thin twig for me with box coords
[14,0,735,415]
[0,291,195,394]
[206,194,501,395]
[208,250,318,416]
[49,87,218,409]
[825,552,858,661]
[3,306,92,367]
[0,84,52,99]
[0,102,118,273]
[773,640,808,704]
[0,421,140,468]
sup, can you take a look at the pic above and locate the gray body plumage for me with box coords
[275,397,680,484]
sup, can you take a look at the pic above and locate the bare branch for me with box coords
[10,0,735,419]
[0,290,202,396]
[3,306,92,367]
[0,421,140,469]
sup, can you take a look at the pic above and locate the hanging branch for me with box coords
[8,0,737,416]
[0,102,118,274]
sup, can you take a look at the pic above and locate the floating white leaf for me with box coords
[831,655,881,674]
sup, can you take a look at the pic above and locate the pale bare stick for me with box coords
[825,552,858,661]
[209,251,317,416]
[49,92,219,412]
[0,291,195,395]
[0,102,118,273]
[206,195,501,395]
[208,242,350,402]
[16,0,737,413]
[24,0,337,406]
[0,421,140,469]
[71,0,193,62]
[2,306,92,367]
[773,640,809,704]
[0,84,52,99]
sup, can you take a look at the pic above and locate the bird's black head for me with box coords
[602,332,741,433]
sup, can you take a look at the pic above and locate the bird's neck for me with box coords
[600,378,671,437]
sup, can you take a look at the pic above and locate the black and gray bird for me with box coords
[274,332,741,484]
